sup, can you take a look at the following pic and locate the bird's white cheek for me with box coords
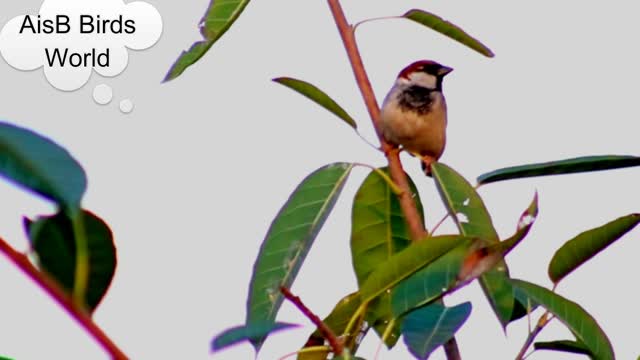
[408,72,438,89]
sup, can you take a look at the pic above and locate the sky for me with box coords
[0,1,639,359]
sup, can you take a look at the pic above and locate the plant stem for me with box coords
[326,0,425,241]
[70,210,89,308]
[0,237,128,359]
[325,1,461,358]
[353,16,403,31]
[280,286,343,356]
[353,163,404,195]
[515,312,550,360]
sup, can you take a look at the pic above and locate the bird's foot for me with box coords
[383,145,401,157]
[419,155,437,177]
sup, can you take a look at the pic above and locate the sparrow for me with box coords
[380,60,453,174]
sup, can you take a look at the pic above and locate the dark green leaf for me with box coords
[510,285,538,322]
[390,194,537,318]
[351,168,420,285]
[25,210,116,312]
[477,155,640,185]
[273,78,357,130]
[0,121,86,209]
[391,244,468,316]
[164,0,251,81]
[351,168,423,347]
[360,235,475,305]
[549,214,640,283]
[246,163,354,351]
[534,340,593,356]
[403,10,494,57]
[298,292,363,360]
[431,163,499,240]
[510,279,614,360]
[402,302,472,360]
[211,322,298,352]
[432,162,515,328]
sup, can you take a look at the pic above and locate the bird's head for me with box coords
[397,60,453,90]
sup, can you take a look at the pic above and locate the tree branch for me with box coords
[326,0,426,241]
[325,1,461,359]
[327,0,460,360]
[280,286,342,356]
[515,312,551,360]
[0,237,128,359]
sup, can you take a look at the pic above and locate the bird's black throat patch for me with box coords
[396,85,434,115]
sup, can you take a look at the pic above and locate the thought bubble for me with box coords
[119,98,134,114]
[0,0,162,91]
[93,84,113,105]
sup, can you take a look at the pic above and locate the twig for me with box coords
[326,0,426,241]
[353,163,404,195]
[356,130,382,151]
[326,1,461,358]
[280,286,343,356]
[515,312,551,360]
[0,237,128,359]
[430,212,451,234]
[374,318,396,360]
[353,16,402,31]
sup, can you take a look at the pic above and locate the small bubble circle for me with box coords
[93,84,113,105]
[119,99,134,114]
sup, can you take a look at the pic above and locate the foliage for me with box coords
[0,0,637,359]
[185,1,639,359]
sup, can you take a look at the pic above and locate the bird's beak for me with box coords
[438,66,453,76]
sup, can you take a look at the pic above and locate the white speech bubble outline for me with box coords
[0,0,162,91]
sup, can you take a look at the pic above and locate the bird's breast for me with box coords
[380,91,447,159]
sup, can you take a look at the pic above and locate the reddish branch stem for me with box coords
[0,237,128,359]
[280,286,343,356]
[515,312,550,360]
[326,0,426,241]
[325,1,461,358]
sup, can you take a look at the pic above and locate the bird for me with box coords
[379,60,453,174]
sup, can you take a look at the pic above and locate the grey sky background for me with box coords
[0,1,639,359]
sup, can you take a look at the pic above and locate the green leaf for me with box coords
[351,168,421,284]
[298,292,364,360]
[391,243,469,317]
[510,283,539,322]
[403,10,494,58]
[431,163,499,240]
[402,302,472,360]
[25,210,116,312]
[534,340,593,356]
[211,322,298,352]
[431,162,514,328]
[360,235,475,305]
[477,155,640,185]
[390,195,537,318]
[273,78,357,130]
[0,121,86,209]
[332,354,366,360]
[246,163,354,351]
[164,0,251,81]
[510,279,614,360]
[549,213,640,284]
[351,168,422,347]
